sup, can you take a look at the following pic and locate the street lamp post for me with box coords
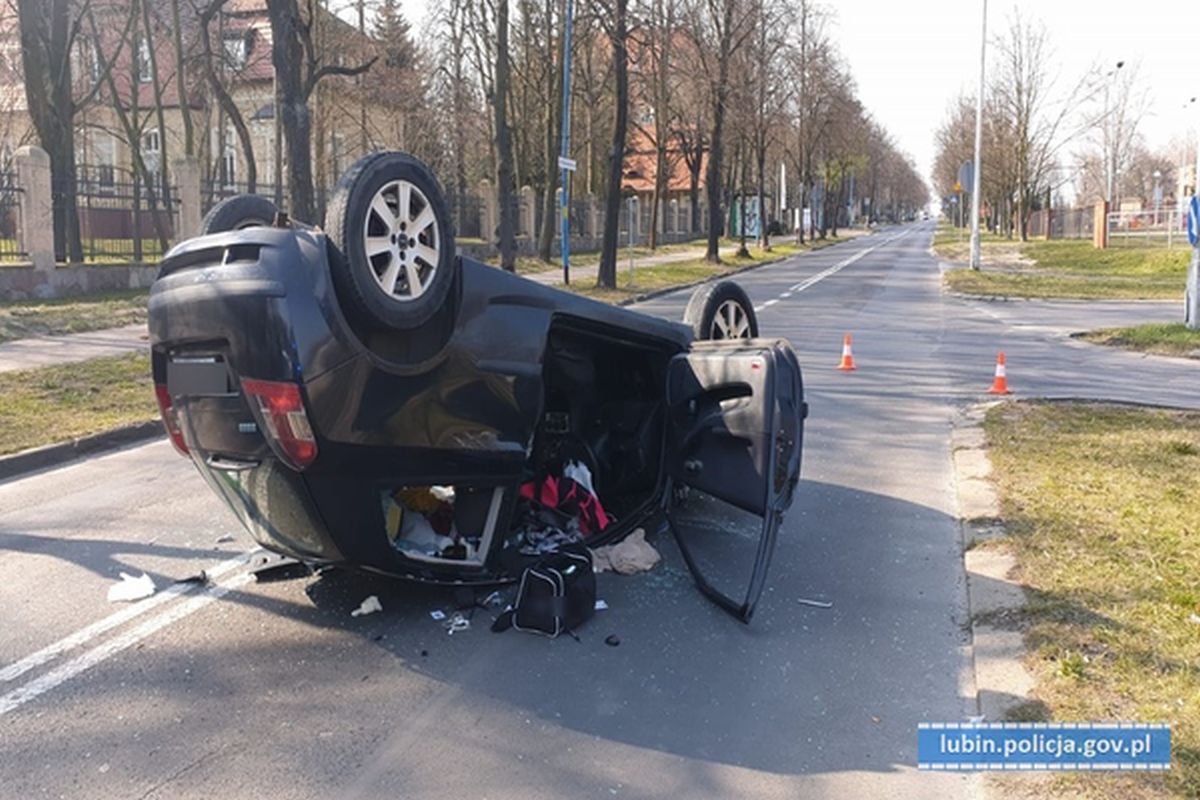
[968,0,986,271]
[1104,61,1125,207]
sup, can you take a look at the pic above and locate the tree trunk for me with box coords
[16,0,83,262]
[756,139,768,250]
[537,0,559,263]
[266,0,312,220]
[596,0,628,289]
[494,0,517,271]
[704,2,734,263]
[169,0,195,156]
[203,0,256,193]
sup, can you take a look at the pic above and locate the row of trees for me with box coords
[13,0,928,284]
[933,11,1195,243]
[420,0,927,285]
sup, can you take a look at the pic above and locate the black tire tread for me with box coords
[201,194,278,235]
[682,280,759,340]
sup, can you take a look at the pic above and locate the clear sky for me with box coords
[398,0,1199,192]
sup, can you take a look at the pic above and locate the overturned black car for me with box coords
[150,152,806,622]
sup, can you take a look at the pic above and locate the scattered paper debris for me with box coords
[430,610,446,621]
[1189,614,1200,625]
[107,572,156,603]
[445,612,470,634]
[591,529,660,574]
[797,597,833,609]
[594,600,608,610]
[351,596,383,617]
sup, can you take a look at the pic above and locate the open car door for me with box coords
[665,339,805,622]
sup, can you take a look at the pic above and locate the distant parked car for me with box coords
[149,152,807,622]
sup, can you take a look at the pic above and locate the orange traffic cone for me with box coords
[988,352,1012,395]
[837,334,857,371]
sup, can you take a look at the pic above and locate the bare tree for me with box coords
[16,0,135,261]
[493,0,518,270]
[695,0,756,263]
[594,0,628,289]
[265,0,375,222]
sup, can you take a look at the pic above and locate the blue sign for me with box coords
[958,161,974,194]
[918,722,1171,771]
[1188,195,1199,247]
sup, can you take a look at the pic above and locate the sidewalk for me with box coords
[521,242,741,286]
[0,324,148,374]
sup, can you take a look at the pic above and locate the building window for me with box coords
[223,35,247,70]
[137,37,152,83]
[222,139,237,189]
[141,128,161,180]
[94,135,115,192]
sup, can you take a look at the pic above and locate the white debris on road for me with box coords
[106,572,156,603]
[350,595,383,617]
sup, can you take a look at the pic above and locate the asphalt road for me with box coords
[1,223,1193,799]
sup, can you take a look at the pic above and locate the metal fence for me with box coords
[1106,209,1188,248]
[57,165,180,263]
[0,171,25,262]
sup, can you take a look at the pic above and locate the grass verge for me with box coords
[1078,323,1200,359]
[943,239,1189,300]
[0,290,149,343]
[983,401,1200,798]
[0,352,156,455]
[564,243,804,303]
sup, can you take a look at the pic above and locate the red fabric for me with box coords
[519,475,609,535]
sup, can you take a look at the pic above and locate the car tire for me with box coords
[201,194,278,235]
[325,151,457,331]
[682,280,759,340]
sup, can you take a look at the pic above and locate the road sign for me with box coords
[1188,195,1199,247]
[957,161,974,195]
[557,156,577,172]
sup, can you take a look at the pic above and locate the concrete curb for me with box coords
[0,420,164,482]
[952,402,1035,726]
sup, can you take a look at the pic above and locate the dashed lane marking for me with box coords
[754,229,910,312]
[0,551,256,684]
[0,569,254,717]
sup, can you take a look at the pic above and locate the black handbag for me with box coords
[492,544,595,638]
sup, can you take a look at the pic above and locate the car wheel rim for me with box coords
[711,299,752,339]
[362,179,440,302]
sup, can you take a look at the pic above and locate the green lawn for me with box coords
[0,290,149,343]
[0,352,157,455]
[943,239,1189,300]
[1079,323,1200,359]
[984,401,1200,798]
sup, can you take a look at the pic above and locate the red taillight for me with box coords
[154,383,190,456]
[240,378,318,470]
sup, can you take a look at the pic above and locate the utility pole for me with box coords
[559,0,575,284]
[1104,61,1125,206]
[968,0,986,271]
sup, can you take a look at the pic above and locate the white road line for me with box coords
[0,571,253,717]
[761,299,778,307]
[0,551,256,684]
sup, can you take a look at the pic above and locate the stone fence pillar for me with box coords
[478,179,497,244]
[14,145,54,270]
[519,185,536,238]
[173,156,201,241]
[588,194,601,238]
